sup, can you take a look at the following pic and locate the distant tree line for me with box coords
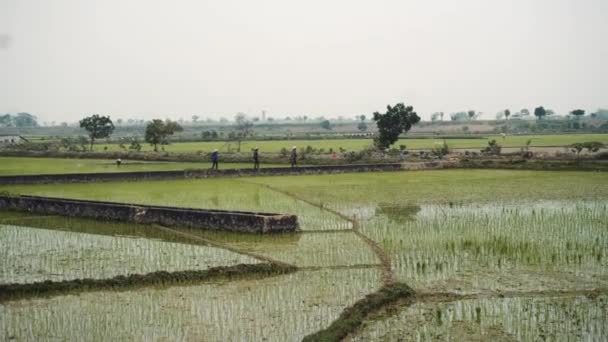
[0,113,38,127]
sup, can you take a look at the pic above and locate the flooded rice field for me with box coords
[354,295,608,341]
[1,170,607,340]
[0,224,259,284]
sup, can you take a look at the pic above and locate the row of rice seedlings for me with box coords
[170,228,378,268]
[0,225,259,284]
[354,295,608,341]
[0,269,381,342]
[247,232,378,267]
[358,201,608,291]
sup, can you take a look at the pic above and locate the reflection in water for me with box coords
[375,204,421,224]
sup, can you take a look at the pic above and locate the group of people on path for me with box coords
[210,146,298,170]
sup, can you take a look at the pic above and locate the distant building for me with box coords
[0,135,28,144]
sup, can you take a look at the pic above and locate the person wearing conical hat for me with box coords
[290,146,297,168]
[211,148,219,170]
[253,147,260,170]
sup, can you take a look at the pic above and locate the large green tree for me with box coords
[79,114,114,151]
[570,109,585,118]
[145,119,183,152]
[372,102,420,149]
[534,106,547,120]
[320,120,332,130]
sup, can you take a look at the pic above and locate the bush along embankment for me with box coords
[302,282,415,342]
[0,263,297,303]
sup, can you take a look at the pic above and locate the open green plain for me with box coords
[0,157,284,176]
[1,169,607,340]
[96,133,608,152]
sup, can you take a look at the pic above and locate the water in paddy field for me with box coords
[343,200,607,293]
[0,268,381,341]
[0,170,607,340]
[353,295,608,341]
[0,225,259,284]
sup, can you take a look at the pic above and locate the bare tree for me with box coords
[234,113,253,152]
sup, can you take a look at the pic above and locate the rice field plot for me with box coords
[247,169,608,207]
[0,157,284,176]
[0,223,259,284]
[0,178,351,231]
[96,133,608,153]
[353,295,608,341]
[0,268,381,341]
[248,171,608,292]
[359,201,608,293]
[1,169,607,340]
[174,228,379,268]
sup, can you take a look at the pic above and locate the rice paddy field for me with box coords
[95,133,608,153]
[1,169,607,340]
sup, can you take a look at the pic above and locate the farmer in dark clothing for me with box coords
[211,149,219,170]
[290,146,297,168]
[253,147,260,170]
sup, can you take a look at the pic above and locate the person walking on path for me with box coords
[211,149,219,170]
[290,146,298,168]
[253,147,260,170]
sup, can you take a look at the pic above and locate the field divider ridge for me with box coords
[153,224,297,267]
[0,194,298,234]
[0,263,298,303]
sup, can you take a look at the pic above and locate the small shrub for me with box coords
[481,139,501,155]
[280,147,289,158]
[431,140,450,159]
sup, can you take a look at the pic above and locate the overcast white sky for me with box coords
[1,0,607,122]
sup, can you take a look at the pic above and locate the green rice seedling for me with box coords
[176,228,379,268]
[358,201,608,293]
[0,225,259,284]
[353,295,608,341]
[0,269,381,341]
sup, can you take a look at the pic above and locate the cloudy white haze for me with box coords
[1,0,606,122]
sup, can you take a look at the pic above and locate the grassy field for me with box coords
[1,169,607,340]
[95,133,608,152]
[0,157,285,175]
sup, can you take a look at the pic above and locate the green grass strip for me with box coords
[303,282,415,342]
[0,263,297,303]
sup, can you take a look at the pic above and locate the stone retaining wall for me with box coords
[0,163,403,184]
[0,195,298,233]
